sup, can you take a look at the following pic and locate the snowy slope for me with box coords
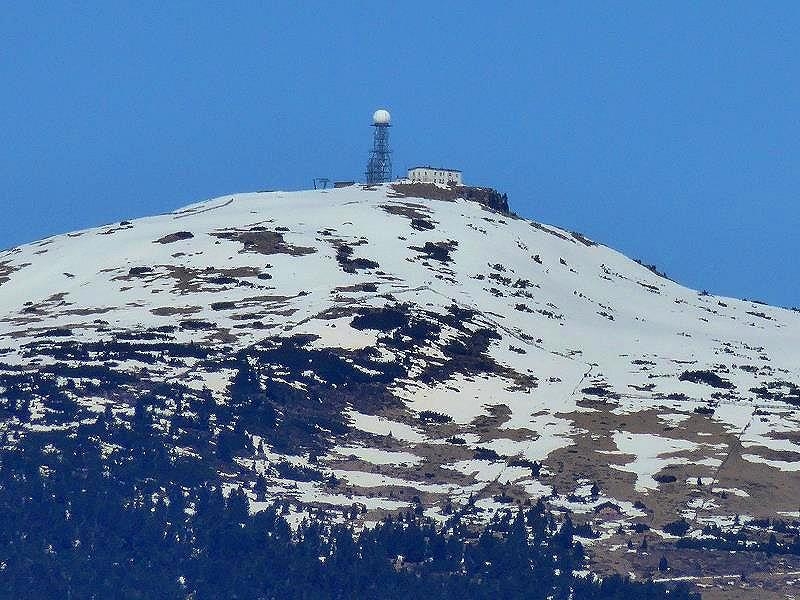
[2,182,800,579]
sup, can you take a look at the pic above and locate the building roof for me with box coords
[407,166,462,173]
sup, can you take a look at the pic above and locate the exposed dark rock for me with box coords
[334,243,379,273]
[212,228,315,256]
[391,183,511,214]
[679,370,734,389]
[155,231,194,244]
[408,240,458,263]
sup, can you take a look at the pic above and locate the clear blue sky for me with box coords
[2,3,798,307]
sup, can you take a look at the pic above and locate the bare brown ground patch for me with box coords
[330,405,508,510]
[589,540,800,599]
[222,294,294,311]
[2,293,72,327]
[229,305,297,323]
[380,202,433,218]
[544,403,800,598]
[211,228,315,256]
[151,306,202,317]
[704,451,800,519]
[154,231,194,244]
[334,282,380,294]
[544,407,728,523]
[389,183,458,202]
[770,430,800,443]
[379,203,438,233]
[324,436,477,513]
[54,306,116,317]
[185,326,237,345]
[544,409,639,506]
[156,265,267,294]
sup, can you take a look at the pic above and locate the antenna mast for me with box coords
[365,109,392,184]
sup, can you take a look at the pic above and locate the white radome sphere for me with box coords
[372,109,391,124]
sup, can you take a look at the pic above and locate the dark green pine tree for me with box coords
[659,555,669,572]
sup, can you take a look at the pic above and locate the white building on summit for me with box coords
[407,166,462,186]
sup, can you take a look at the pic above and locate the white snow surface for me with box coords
[2,183,800,532]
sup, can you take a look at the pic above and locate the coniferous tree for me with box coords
[659,555,669,572]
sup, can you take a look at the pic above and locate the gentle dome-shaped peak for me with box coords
[372,109,391,124]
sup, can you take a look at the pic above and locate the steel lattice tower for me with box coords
[365,109,392,184]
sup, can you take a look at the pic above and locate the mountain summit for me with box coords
[2,183,799,594]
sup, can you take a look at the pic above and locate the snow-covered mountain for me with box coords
[2,182,799,593]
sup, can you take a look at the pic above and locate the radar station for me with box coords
[365,109,393,184]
